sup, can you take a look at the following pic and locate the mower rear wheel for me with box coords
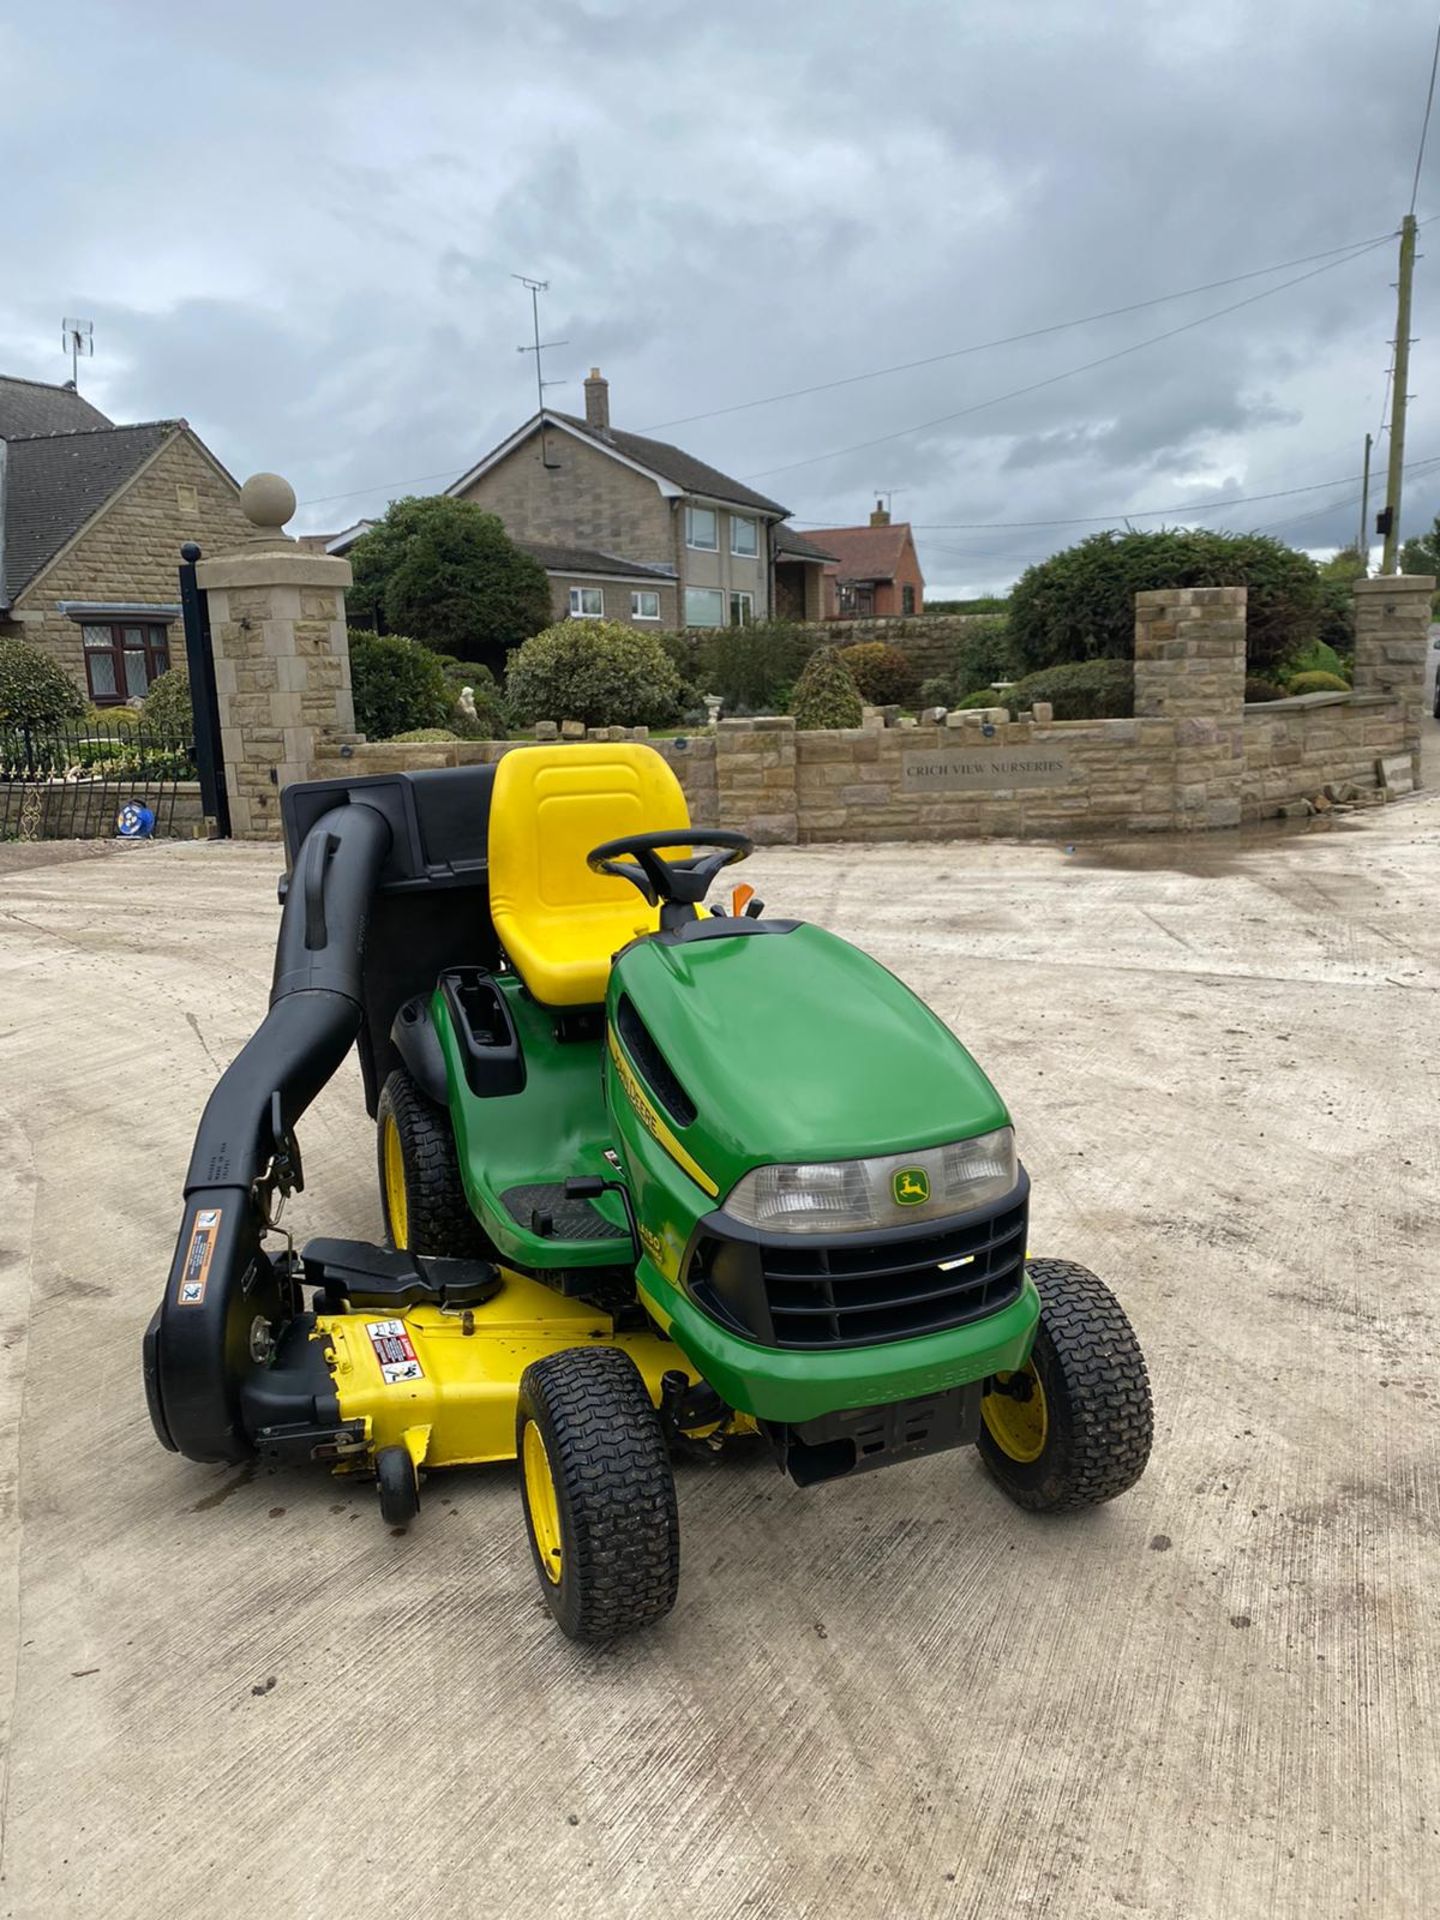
[516,1347,680,1642]
[376,1068,491,1259]
[978,1258,1152,1512]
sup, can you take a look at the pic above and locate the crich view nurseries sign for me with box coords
[901,747,1075,793]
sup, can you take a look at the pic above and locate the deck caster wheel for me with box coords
[978,1257,1153,1512]
[375,1446,421,1528]
[516,1346,680,1642]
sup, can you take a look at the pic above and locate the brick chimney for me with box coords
[870,499,890,526]
[584,367,610,433]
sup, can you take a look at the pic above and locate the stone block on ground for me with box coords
[534,720,559,741]
[560,719,585,739]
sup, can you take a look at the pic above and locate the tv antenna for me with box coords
[874,488,907,515]
[62,318,93,389]
[513,275,568,470]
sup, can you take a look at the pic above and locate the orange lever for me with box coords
[730,883,755,916]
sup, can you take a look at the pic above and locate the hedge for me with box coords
[505,620,682,728]
[349,631,453,740]
[0,637,85,728]
[991,658,1134,720]
[790,647,863,729]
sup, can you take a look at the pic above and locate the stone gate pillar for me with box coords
[1352,574,1434,786]
[1133,585,1247,829]
[196,473,356,840]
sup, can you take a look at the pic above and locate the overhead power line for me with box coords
[741,236,1396,483]
[298,226,1399,515]
[635,233,1396,434]
[1411,16,1440,216]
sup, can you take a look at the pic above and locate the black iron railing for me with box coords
[0,717,198,840]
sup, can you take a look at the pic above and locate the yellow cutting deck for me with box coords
[317,1268,700,1471]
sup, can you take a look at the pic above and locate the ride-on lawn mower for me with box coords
[144,743,1152,1640]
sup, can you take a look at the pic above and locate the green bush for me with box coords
[1280,638,1349,683]
[349,631,453,740]
[954,688,1008,710]
[918,675,953,708]
[991,659,1134,720]
[1007,528,1325,680]
[790,647,864,729]
[946,615,1017,698]
[1285,670,1351,696]
[390,728,460,743]
[346,496,552,669]
[142,666,194,738]
[85,701,140,729]
[1244,677,1287,703]
[836,641,918,705]
[505,620,683,728]
[0,637,85,728]
[660,620,816,715]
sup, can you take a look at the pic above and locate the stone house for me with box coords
[444,370,831,629]
[0,374,249,704]
[807,503,926,618]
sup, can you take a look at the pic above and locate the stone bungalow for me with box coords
[0,374,248,704]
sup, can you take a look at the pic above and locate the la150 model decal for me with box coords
[607,1027,719,1198]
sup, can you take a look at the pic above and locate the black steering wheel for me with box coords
[587,830,753,911]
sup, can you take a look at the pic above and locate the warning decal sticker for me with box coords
[176,1208,222,1307]
[365,1319,424,1385]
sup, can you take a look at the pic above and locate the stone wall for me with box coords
[3,431,252,690]
[17,781,206,840]
[1241,693,1411,819]
[299,581,1428,844]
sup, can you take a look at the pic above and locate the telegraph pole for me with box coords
[1380,214,1418,574]
[1358,432,1372,567]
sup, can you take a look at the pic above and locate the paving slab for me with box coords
[1,759,1438,1918]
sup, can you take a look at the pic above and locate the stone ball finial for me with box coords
[240,472,297,531]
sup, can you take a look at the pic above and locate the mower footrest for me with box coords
[301,1237,501,1310]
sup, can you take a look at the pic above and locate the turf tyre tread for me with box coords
[979,1257,1152,1513]
[517,1346,680,1642]
[376,1067,491,1259]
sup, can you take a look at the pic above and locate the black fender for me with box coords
[147,801,391,1463]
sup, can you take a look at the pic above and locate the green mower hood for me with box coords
[612,922,1009,1191]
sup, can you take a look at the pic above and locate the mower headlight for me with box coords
[723,1127,1017,1236]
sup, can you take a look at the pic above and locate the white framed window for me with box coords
[730,514,758,557]
[729,591,754,626]
[685,505,718,550]
[569,586,604,618]
[684,587,725,627]
[631,590,661,621]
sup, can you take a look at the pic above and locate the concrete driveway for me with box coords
[2,741,1438,1920]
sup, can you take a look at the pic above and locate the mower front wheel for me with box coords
[376,1068,491,1259]
[978,1258,1152,1512]
[516,1347,680,1642]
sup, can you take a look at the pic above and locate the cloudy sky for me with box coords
[3,0,1438,594]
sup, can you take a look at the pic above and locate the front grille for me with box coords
[685,1185,1028,1350]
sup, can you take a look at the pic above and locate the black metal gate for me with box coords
[0,717,194,839]
[178,541,231,837]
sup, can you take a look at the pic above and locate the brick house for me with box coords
[444,370,830,628]
[0,375,248,704]
[807,502,925,618]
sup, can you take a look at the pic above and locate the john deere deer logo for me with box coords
[893,1167,930,1206]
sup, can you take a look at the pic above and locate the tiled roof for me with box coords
[550,412,788,516]
[0,375,113,440]
[803,522,915,582]
[1,421,176,607]
[518,540,674,580]
[773,523,837,562]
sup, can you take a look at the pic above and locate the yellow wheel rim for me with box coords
[982,1363,1048,1464]
[522,1420,563,1584]
[382,1113,409,1250]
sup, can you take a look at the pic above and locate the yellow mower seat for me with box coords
[488,743,691,1008]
